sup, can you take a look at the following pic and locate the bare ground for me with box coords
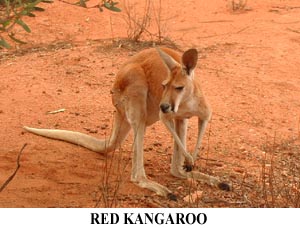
[0,0,300,207]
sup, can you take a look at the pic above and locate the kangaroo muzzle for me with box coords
[160,103,173,113]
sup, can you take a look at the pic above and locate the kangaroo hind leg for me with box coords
[125,88,176,200]
[103,111,131,152]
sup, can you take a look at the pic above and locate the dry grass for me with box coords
[121,0,170,43]
[122,0,152,42]
[91,109,300,208]
[229,0,249,12]
[258,136,300,207]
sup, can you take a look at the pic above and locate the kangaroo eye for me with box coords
[175,86,184,91]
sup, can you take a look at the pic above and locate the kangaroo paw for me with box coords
[218,182,231,191]
[183,164,193,172]
[167,193,177,201]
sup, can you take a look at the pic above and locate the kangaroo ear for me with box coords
[182,49,198,75]
[156,47,179,71]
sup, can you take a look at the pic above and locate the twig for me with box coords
[198,26,250,39]
[47,108,66,114]
[109,16,115,42]
[271,20,300,24]
[298,115,300,138]
[199,20,234,24]
[287,28,300,34]
[57,0,86,7]
[202,197,248,205]
[236,26,250,34]
[271,6,300,10]
[0,143,27,192]
[199,156,219,162]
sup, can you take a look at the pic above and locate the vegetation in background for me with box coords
[0,0,121,49]
[122,0,167,43]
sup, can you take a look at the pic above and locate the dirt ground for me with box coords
[0,0,300,208]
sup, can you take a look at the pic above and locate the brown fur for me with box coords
[24,47,230,200]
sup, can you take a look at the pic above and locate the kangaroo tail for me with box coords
[24,113,131,153]
[23,126,110,152]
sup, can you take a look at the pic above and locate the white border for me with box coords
[0,208,299,228]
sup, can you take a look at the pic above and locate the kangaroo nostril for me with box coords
[160,103,170,113]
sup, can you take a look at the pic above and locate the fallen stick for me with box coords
[47,108,66,114]
[0,143,27,192]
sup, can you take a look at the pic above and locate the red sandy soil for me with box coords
[0,0,300,207]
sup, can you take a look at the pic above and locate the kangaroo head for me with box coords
[157,48,198,114]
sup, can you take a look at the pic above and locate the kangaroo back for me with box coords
[23,47,229,200]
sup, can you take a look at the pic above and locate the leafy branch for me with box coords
[57,0,121,12]
[0,0,53,48]
[0,0,121,49]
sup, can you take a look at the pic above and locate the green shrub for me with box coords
[0,0,121,49]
